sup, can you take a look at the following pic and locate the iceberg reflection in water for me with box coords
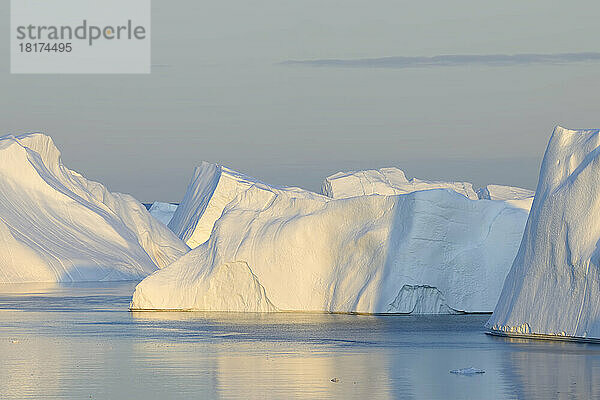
[1,282,599,399]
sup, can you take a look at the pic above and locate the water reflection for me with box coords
[492,336,600,399]
[1,283,600,399]
[131,311,398,398]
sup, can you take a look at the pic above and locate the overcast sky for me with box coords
[2,0,600,201]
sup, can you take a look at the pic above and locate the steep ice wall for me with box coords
[0,133,188,283]
[167,161,325,248]
[149,202,178,225]
[477,184,535,212]
[132,172,528,313]
[322,167,478,200]
[487,126,600,339]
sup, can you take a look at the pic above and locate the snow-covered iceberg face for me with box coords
[149,202,178,225]
[477,184,535,212]
[131,179,528,313]
[167,161,325,248]
[487,126,600,339]
[321,167,479,200]
[0,133,188,283]
[477,184,534,201]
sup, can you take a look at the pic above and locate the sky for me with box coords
[2,0,600,201]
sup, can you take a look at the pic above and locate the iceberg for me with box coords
[167,161,325,248]
[131,166,528,313]
[321,167,479,200]
[487,126,600,340]
[0,133,188,283]
[149,202,178,225]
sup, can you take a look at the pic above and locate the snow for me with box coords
[167,161,325,248]
[487,126,600,339]
[321,167,479,200]
[477,184,535,212]
[148,202,178,225]
[131,166,528,313]
[0,133,189,283]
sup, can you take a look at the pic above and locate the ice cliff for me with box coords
[131,166,528,313]
[0,133,188,283]
[487,126,600,339]
[321,167,479,200]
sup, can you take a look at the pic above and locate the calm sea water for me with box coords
[0,282,599,400]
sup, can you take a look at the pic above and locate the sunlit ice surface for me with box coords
[1,282,600,399]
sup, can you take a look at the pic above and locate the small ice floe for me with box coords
[450,367,485,375]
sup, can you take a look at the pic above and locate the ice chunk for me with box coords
[450,368,485,375]
[0,133,188,283]
[131,166,528,313]
[322,167,478,200]
[149,202,178,225]
[487,126,600,340]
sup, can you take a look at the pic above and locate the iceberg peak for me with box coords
[321,167,479,200]
[0,132,188,283]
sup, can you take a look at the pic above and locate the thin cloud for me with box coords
[281,52,600,68]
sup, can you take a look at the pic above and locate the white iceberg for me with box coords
[321,167,479,200]
[149,202,178,225]
[487,126,600,340]
[0,133,188,283]
[477,184,535,212]
[131,166,528,313]
[167,161,325,248]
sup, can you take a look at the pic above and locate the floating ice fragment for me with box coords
[450,368,485,375]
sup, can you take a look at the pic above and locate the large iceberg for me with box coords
[131,166,528,313]
[167,161,325,248]
[0,133,188,283]
[321,167,479,200]
[487,126,600,340]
